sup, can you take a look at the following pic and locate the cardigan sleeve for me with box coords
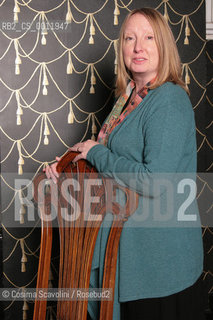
[86,85,196,195]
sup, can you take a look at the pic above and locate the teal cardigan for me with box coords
[86,82,203,319]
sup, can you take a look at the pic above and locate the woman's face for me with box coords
[122,13,159,85]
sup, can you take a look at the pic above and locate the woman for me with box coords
[45,8,204,320]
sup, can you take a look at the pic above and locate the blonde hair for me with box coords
[115,8,188,96]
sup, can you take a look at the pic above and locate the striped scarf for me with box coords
[97,80,152,146]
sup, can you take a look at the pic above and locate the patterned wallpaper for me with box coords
[0,0,212,319]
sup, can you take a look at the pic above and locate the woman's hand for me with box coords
[43,140,99,183]
[43,156,61,184]
[69,139,99,162]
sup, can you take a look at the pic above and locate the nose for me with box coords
[134,39,144,53]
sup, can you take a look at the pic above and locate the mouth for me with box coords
[133,58,146,62]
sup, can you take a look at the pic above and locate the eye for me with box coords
[146,35,154,40]
[124,36,134,41]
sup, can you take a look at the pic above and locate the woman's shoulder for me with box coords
[154,81,188,97]
[150,82,192,112]
[141,82,194,127]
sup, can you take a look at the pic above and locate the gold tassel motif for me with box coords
[90,65,96,94]
[185,65,190,84]
[16,115,21,125]
[92,114,97,135]
[89,35,94,44]
[41,34,46,45]
[19,204,26,224]
[114,1,120,25]
[15,64,20,75]
[42,85,47,95]
[13,0,20,22]
[16,91,23,125]
[90,85,95,94]
[44,114,50,145]
[41,13,48,45]
[67,51,73,74]
[68,101,74,124]
[20,239,27,272]
[91,134,96,141]
[42,65,49,95]
[90,65,96,85]
[184,16,190,45]
[42,69,49,86]
[16,106,23,116]
[66,0,72,23]
[184,36,189,45]
[22,299,29,320]
[17,141,24,175]
[22,289,29,320]
[19,190,26,224]
[15,55,22,65]
[18,157,24,175]
[90,23,95,36]
[89,15,95,44]
[163,3,169,22]
[14,39,21,74]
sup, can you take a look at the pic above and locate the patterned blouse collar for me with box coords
[97,78,155,146]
